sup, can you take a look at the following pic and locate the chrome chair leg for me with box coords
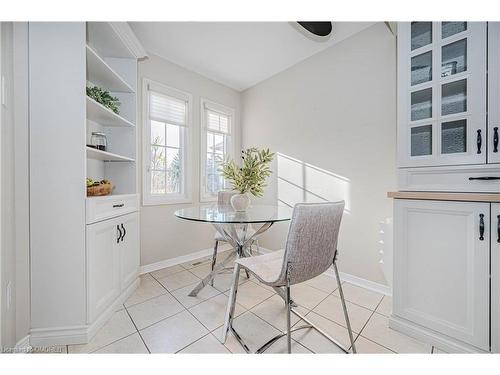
[210,240,219,286]
[333,261,356,353]
[285,280,292,353]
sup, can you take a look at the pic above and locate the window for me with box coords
[143,79,192,205]
[200,99,234,201]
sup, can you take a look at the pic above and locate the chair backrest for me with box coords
[218,190,236,206]
[279,201,345,285]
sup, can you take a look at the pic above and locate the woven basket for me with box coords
[87,183,113,197]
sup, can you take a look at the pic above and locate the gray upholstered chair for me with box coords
[210,191,259,285]
[222,201,356,354]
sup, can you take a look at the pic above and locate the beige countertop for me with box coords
[387,191,500,202]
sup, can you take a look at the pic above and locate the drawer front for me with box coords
[399,165,500,192]
[86,194,138,224]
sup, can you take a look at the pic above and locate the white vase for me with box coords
[230,193,250,212]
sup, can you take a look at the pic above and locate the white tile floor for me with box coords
[63,253,435,354]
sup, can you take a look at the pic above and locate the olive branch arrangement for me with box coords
[86,85,121,114]
[219,148,274,197]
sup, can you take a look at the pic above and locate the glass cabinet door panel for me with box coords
[442,22,467,39]
[411,51,432,85]
[442,79,467,116]
[411,22,432,50]
[411,88,432,121]
[441,120,467,154]
[411,125,433,156]
[442,39,467,77]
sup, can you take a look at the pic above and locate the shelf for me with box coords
[86,147,135,162]
[86,45,134,93]
[86,97,134,128]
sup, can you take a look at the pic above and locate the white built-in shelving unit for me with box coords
[28,22,147,346]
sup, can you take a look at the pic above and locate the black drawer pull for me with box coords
[121,224,126,242]
[117,225,122,244]
[497,215,500,243]
[477,129,483,154]
[469,176,500,181]
[494,127,499,153]
[469,177,500,181]
[113,203,124,208]
[479,214,485,241]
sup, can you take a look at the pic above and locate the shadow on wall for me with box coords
[276,153,351,213]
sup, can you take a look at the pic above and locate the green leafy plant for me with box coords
[220,147,274,197]
[86,85,120,114]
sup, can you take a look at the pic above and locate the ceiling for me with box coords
[130,22,376,91]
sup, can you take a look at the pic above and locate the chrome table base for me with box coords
[188,221,273,297]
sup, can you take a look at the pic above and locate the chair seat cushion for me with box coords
[236,250,285,286]
[214,228,256,241]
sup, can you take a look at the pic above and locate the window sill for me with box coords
[142,197,193,206]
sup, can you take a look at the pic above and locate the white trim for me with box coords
[109,22,148,60]
[140,243,232,274]
[258,247,391,296]
[14,335,31,353]
[142,78,193,206]
[199,97,235,203]
[29,278,139,347]
[389,315,485,353]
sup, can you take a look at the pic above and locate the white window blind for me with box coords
[149,91,187,127]
[207,110,229,134]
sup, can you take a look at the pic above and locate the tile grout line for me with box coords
[123,304,152,354]
[148,271,238,351]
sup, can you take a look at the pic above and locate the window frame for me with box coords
[200,98,235,202]
[142,78,193,206]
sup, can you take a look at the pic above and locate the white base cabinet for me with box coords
[393,199,490,351]
[492,203,500,352]
[86,212,139,323]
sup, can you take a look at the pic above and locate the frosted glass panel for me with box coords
[411,88,432,121]
[442,120,467,154]
[442,39,467,77]
[442,22,467,39]
[411,22,432,50]
[411,52,432,86]
[442,79,467,115]
[411,125,432,156]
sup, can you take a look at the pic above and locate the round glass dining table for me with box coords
[175,204,293,297]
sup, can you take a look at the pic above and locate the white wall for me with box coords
[241,23,397,284]
[138,54,241,267]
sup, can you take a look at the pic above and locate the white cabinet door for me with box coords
[86,217,121,323]
[393,199,489,350]
[397,22,487,167]
[491,203,500,352]
[488,23,500,164]
[118,212,139,290]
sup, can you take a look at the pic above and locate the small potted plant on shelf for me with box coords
[220,147,274,212]
[86,85,121,114]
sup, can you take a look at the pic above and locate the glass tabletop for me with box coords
[175,204,293,224]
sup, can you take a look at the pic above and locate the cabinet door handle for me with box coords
[113,203,124,208]
[497,215,500,243]
[477,129,482,154]
[479,214,485,241]
[494,127,499,153]
[117,225,122,244]
[121,224,126,242]
[469,176,500,181]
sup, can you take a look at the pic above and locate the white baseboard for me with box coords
[29,277,140,347]
[140,244,231,274]
[258,247,392,296]
[389,315,485,353]
[14,335,31,353]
